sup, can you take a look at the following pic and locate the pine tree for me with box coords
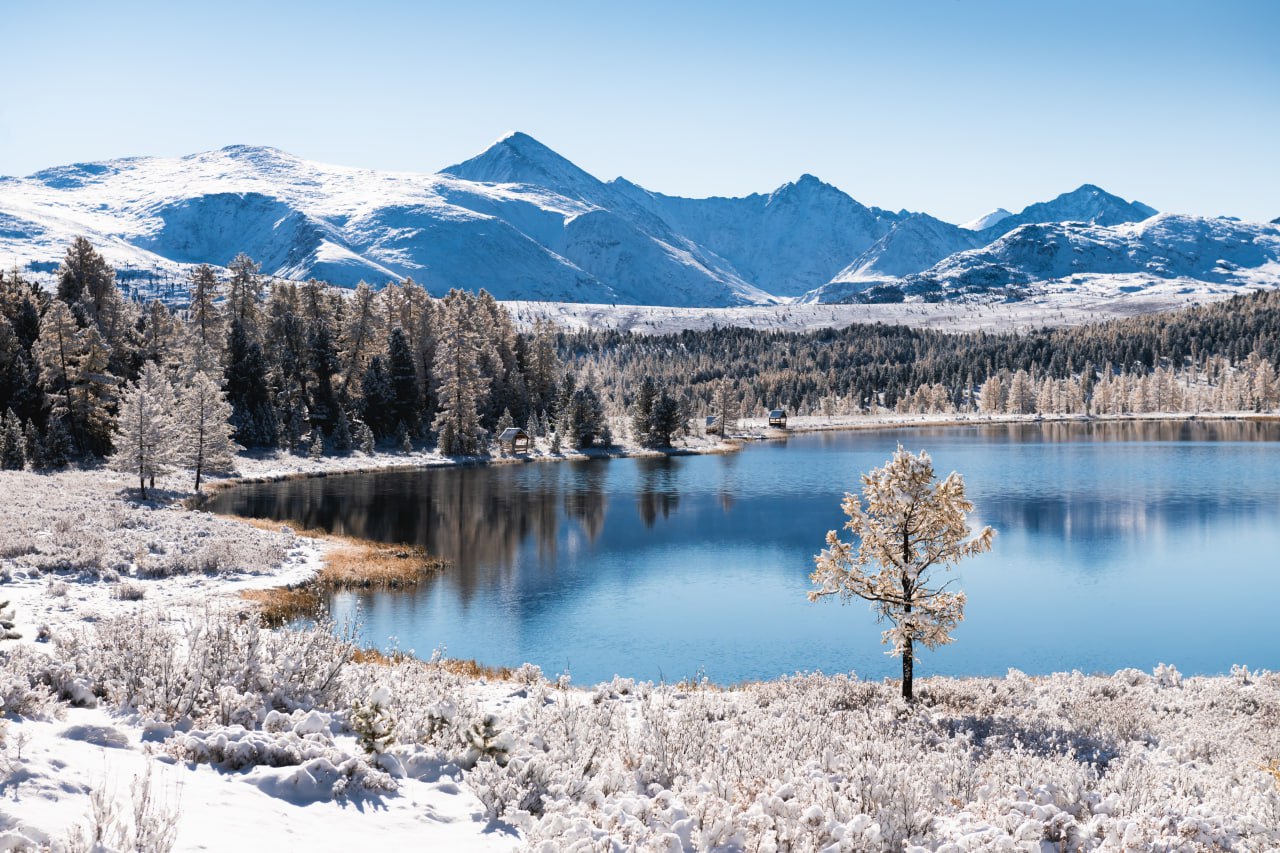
[562,385,607,449]
[647,389,683,448]
[385,328,420,436]
[109,362,178,499]
[342,281,385,393]
[23,419,45,469]
[359,355,395,440]
[140,299,179,366]
[57,236,114,310]
[527,318,561,418]
[175,371,240,492]
[431,291,489,456]
[34,300,117,457]
[185,264,225,374]
[631,378,657,446]
[809,446,995,700]
[224,318,277,448]
[226,253,264,330]
[0,408,25,469]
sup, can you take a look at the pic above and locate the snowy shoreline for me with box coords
[3,411,1280,850]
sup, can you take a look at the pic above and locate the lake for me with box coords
[208,420,1280,685]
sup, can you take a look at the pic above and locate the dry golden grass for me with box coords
[239,586,322,625]
[1264,759,1280,789]
[435,658,516,680]
[231,518,446,626]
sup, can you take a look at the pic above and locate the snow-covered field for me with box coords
[3,442,1280,851]
[503,288,1236,335]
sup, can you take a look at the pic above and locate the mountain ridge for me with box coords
[1,135,1274,307]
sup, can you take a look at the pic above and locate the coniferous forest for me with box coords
[2,237,1279,477]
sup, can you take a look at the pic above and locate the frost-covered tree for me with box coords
[185,264,225,374]
[809,446,994,700]
[56,236,114,311]
[140,299,179,366]
[0,408,25,469]
[109,362,178,499]
[225,253,265,330]
[432,291,489,455]
[176,371,240,492]
[35,300,117,456]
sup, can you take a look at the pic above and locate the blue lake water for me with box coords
[209,420,1280,684]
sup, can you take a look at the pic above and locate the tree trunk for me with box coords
[139,471,147,501]
[902,636,914,701]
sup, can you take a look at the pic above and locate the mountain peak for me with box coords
[986,183,1157,233]
[959,207,1013,231]
[440,131,603,198]
[217,144,287,157]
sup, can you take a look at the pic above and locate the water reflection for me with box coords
[636,457,680,528]
[208,420,1280,682]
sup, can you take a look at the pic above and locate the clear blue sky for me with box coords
[4,0,1277,222]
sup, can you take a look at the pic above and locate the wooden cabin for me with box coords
[704,415,721,436]
[768,409,788,428]
[497,427,531,454]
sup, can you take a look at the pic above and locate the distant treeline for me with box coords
[1,237,1278,473]
[564,290,1280,418]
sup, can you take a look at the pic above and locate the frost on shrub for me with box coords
[0,598,20,639]
[350,686,396,755]
[0,644,91,717]
[53,607,354,722]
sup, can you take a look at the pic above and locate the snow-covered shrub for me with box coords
[0,598,19,639]
[167,716,397,800]
[112,581,146,601]
[460,668,1280,850]
[0,644,87,718]
[350,685,396,755]
[52,607,354,722]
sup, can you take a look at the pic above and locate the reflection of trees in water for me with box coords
[982,491,1248,555]
[562,461,607,542]
[978,419,1278,444]
[221,465,610,602]
[635,457,680,528]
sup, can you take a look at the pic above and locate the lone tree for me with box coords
[109,362,177,499]
[808,445,994,700]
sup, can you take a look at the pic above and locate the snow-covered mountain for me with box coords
[980,184,1158,237]
[807,214,985,302]
[0,134,1274,307]
[893,215,1280,301]
[959,208,1012,231]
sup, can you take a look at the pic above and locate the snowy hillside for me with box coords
[894,214,1280,301]
[809,213,984,302]
[2,135,1275,307]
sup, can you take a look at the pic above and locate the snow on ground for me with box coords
[3,431,1280,851]
[503,288,1233,335]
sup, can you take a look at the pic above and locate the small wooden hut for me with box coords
[497,427,531,454]
[704,415,721,436]
[768,408,788,428]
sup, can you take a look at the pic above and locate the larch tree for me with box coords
[185,264,225,374]
[431,291,489,455]
[808,446,994,700]
[176,370,240,492]
[109,362,177,499]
